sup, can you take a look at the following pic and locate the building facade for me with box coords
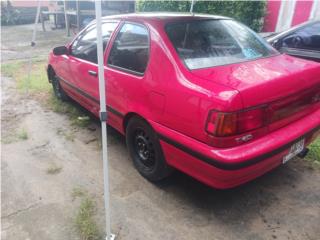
[264,0,320,32]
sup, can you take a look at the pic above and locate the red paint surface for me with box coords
[292,0,314,26]
[155,116,320,189]
[263,0,282,32]
[48,14,320,189]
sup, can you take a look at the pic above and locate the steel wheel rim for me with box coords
[133,128,156,171]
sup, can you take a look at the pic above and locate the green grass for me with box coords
[47,93,91,128]
[1,59,50,93]
[2,59,91,128]
[56,128,75,142]
[2,128,28,144]
[1,61,23,78]
[17,128,28,140]
[71,187,87,201]
[75,197,101,240]
[46,164,63,175]
[307,138,320,167]
[71,187,101,239]
[1,136,15,144]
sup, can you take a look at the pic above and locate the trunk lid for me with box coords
[191,54,320,108]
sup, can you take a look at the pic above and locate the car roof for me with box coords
[100,12,231,23]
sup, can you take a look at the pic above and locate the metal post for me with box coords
[40,11,45,32]
[76,0,80,32]
[64,0,70,36]
[26,0,41,95]
[190,0,195,14]
[94,1,115,240]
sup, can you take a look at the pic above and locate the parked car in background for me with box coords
[266,20,320,62]
[47,13,320,189]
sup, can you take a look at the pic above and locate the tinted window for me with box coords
[282,22,320,51]
[166,20,278,70]
[108,23,149,74]
[71,22,118,63]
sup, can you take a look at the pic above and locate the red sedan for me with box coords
[47,13,320,189]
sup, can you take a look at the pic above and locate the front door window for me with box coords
[71,22,118,63]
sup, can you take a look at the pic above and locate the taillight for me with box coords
[205,107,266,137]
[206,87,319,147]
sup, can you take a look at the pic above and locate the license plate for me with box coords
[283,139,305,164]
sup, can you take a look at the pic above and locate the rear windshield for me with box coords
[166,19,278,70]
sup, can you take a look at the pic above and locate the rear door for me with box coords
[67,22,118,115]
[104,22,150,123]
[279,22,320,62]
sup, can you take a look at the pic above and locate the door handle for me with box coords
[88,70,97,77]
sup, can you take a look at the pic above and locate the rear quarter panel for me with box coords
[147,21,243,143]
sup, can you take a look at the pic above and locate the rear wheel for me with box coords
[126,117,173,181]
[52,75,69,101]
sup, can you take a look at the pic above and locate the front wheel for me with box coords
[126,117,173,182]
[52,75,69,101]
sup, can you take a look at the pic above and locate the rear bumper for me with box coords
[150,108,320,189]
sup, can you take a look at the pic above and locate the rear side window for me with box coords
[108,23,149,74]
[71,22,118,63]
[282,22,320,51]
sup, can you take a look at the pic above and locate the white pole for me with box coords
[94,1,115,240]
[310,0,319,20]
[31,0,41,47]
[26,0,41,95]
[190,0,195,14]
[64,0,70,36]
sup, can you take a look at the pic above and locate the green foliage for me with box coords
[17,128,28,140]
[136,0,267,32]
[307,138,320,166]
[137,0,191,12]
[1,0,20,26]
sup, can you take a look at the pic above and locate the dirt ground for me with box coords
[1,24,320,240]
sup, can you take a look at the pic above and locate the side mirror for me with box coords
[53,46,68,56]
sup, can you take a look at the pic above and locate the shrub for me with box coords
[1,0,20,26]
[1,0,48,25]
[136,0,267,32]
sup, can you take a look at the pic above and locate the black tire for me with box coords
[52,75,69,101]
[126,117,173,182]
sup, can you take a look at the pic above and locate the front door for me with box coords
[67,22,119,116]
